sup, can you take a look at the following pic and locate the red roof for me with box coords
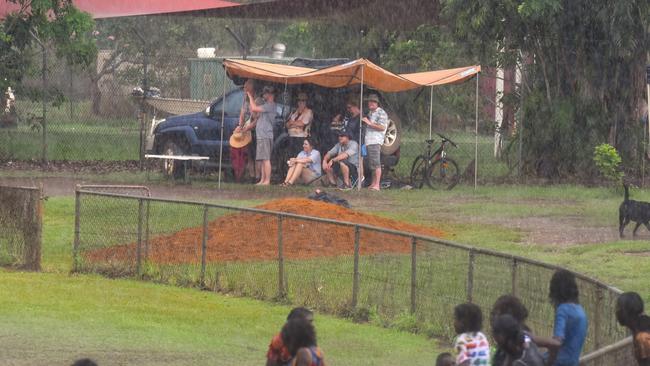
[0,0,240,19]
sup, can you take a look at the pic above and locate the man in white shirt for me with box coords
[361,94,388,191]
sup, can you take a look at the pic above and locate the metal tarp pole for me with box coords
[218,67,227,189]
[358,64,365,191]
[429,85,434,140]
[474,73,479,190]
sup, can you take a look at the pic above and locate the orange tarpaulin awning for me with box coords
[223,59,316,85]
[223,58,480,92]
[401,65,481,86]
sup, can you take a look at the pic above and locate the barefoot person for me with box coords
[282,138,321,186]
[244,85,276,185]
[361,94,388,191]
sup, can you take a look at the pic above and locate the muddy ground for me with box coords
[0,173,629,246]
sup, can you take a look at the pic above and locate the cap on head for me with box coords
[366,93,380,104]
[297,92,308,101]
[338,130,352,139]
[262,86,275,95]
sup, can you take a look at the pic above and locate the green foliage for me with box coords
[444,0,649,179]
[1,0,97,95]
[593,143,624,183]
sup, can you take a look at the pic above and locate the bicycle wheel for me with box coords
[409,155,428,189]
[426,157,460,190]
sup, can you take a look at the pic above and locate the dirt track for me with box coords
[0,175,628,245]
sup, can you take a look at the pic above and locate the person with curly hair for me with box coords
[453,303,490,365]
[281,317,325,366]
[545,269,588,366]
[616,292,650,366]
[266,307,314,366]
[490,295,560,366]
[492,314,544,366]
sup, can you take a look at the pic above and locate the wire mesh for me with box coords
[415,238,468,339]
[75,191,631,363]
[0,185,42,270]
[204,207,279,300]
[76,193,141,276]
[355,228,412,325]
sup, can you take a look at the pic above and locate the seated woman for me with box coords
[285,92,313,158]
[281,138,321,186]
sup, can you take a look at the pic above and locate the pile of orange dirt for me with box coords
[85,198,446,264]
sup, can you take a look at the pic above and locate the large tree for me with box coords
[1,0,96,93]
[445,0,649,179]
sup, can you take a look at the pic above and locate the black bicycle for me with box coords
[410,133,460,190]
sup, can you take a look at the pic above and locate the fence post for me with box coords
[352,225,361,309]
[410,236,417,314]
[467,249,475,303]
[511,258,518,296]
[144,200,150,260]
[136,198,144,277]
[73,187,81,272]
[277,214,285,298]
[200,205,208,287]
[594,286,604,350]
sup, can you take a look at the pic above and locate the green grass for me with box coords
[4,181,650,364]
[3,98,512,182]
[367,185,650,301]
[1,100,139,161]
[0,270,439,366]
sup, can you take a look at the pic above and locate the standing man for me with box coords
[361,94,388,191]
[244,85,276,185]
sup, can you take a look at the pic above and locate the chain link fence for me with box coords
[73,189,631,362]
[0,185,42,270]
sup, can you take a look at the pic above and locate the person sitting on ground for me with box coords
[281,317,326,366]
[436,352,456,366]
[244,85,276,186]
[282,138,321,186]
[267,307,314,366]
[286,92,314,157]
[615,292,650,366]
[322,131,359,189]
[492,314,544,366]
[453,302,491,366]
[361,93,388,191]
[329,98,361,145]
[490,295,557,366]
[545,269,588,366]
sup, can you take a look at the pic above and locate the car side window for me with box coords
[225,90,244,116]
[211,89,244,118]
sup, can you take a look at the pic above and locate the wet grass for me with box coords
[0,270,439,366]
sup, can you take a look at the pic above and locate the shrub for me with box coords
[593,143,624,184]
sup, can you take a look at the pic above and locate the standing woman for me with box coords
[230,79,256,182]
[281,138,321,186]
[244,85,276,185]
[285,92,313,158]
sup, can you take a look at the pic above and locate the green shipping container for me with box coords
[189,56,295,101]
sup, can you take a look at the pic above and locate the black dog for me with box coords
[619,184,650,238]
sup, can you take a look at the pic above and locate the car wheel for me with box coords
[381,112,401,155]
[162,140,186,179]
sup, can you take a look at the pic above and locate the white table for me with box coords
[145,154,210,183]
